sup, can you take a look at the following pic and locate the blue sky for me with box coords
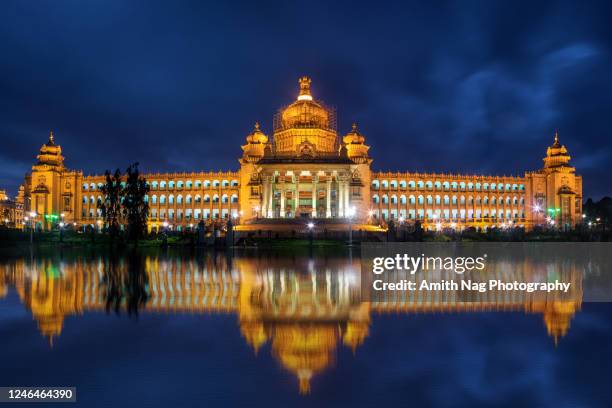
[1,0,610,198]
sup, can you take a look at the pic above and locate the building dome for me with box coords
[246,122,268,144]
[343,123,365,145]
[280,77,330,130]
[35,131,64,168]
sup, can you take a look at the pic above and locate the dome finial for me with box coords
[48,130,55,145]
[254,122,260,131]
[553,129,560,147]
[352,122,357,132]
[298,76,313,101]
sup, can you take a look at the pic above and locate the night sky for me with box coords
[1,1,611,198]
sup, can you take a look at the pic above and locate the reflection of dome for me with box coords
[280,77,330,130]
[271,324,338,394]
[543,300,577,344]
[240,321,268,354]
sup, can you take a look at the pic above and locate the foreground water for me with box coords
[0,248,611,408]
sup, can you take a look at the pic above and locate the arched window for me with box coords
[372,194,380,204]
[186,181,193,189]
[490,183,496,191]
[204,194,210,203]
[169,195,175,204]
[451,182,458,190]
[221,194,228,203]
[160,181,167,189]
[212,194,219,203]
[90,183,96,190]
[452,196,457,205]
[475,182,481,191]
[426,195,433,204]
[483,197,489,205]
[443,181,450,191]
[195,195,201,204]
[231,194,238,203]
[195,180,202,188]
[491,197,496,205]
[459,182,466,191]
[399,181,407,189]
[444,195,450,205]
[409,195,416,204]
[222,180,229,188]
[408,181,416,189]
[505,183,511,192]
[417,195,424,204]
[390,180,397,189]
[382,195,389,204]
[417,181,424,189]
[498,183,504,191]
[483,183,489,191]
[372,180,380,189]
[168,181,175,189]
[177,181,184,189]
[381,180,389,189]
[151,181,158,190]
[151,195,157,204]
[160,195,166,204]
[231,180,239,187]
[460,196,465,205]
[400,195,406,204]
[425,181,433,190]
[204,180,211,188]
[83,183,88,190]
[177,195,183,204]
[391,195,397,204]
[186,195,192,204]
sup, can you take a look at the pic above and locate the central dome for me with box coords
[273,77,338,155]
[280,77,330,129]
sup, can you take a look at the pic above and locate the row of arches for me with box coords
[372,194,525,206]
[83,194,239,205]
[371,180,525,192]
[83,179,240,191]
[148,179,239,190]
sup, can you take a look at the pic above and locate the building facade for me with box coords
[19,77,582,231]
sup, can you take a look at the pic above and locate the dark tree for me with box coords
[122,163,150,243]
[99,168,123,241]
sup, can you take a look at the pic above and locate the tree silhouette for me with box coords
[122,163,150,243]
[99,168,123,241]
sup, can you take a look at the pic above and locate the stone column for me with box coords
[312,176,317,218]
[344,179,350,214]
[294,173,300,217]
[267,176,274,218]
[326,179,332,218]
[280,188,285,218]
[261,176,268,218]
[338,177,344,218]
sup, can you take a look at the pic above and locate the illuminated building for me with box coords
[17,77,582,231]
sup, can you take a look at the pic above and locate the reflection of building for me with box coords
[0,254,583,394]
[17,77,582,232]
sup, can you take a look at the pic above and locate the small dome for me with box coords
[280,77,330,129]
[343,123,365,144]
[246,122,268,144]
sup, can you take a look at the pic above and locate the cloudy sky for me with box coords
[1,0,610,198]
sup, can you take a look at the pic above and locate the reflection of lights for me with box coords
[582,214,586,218]
[596,218,601,222]
[59,222,65,228]
[588,222,592,226]
[307,222,314,229]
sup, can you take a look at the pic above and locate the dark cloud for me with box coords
[1,0,610,198]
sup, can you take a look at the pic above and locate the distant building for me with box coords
[0,189,23,228]
[18,77,582,231]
